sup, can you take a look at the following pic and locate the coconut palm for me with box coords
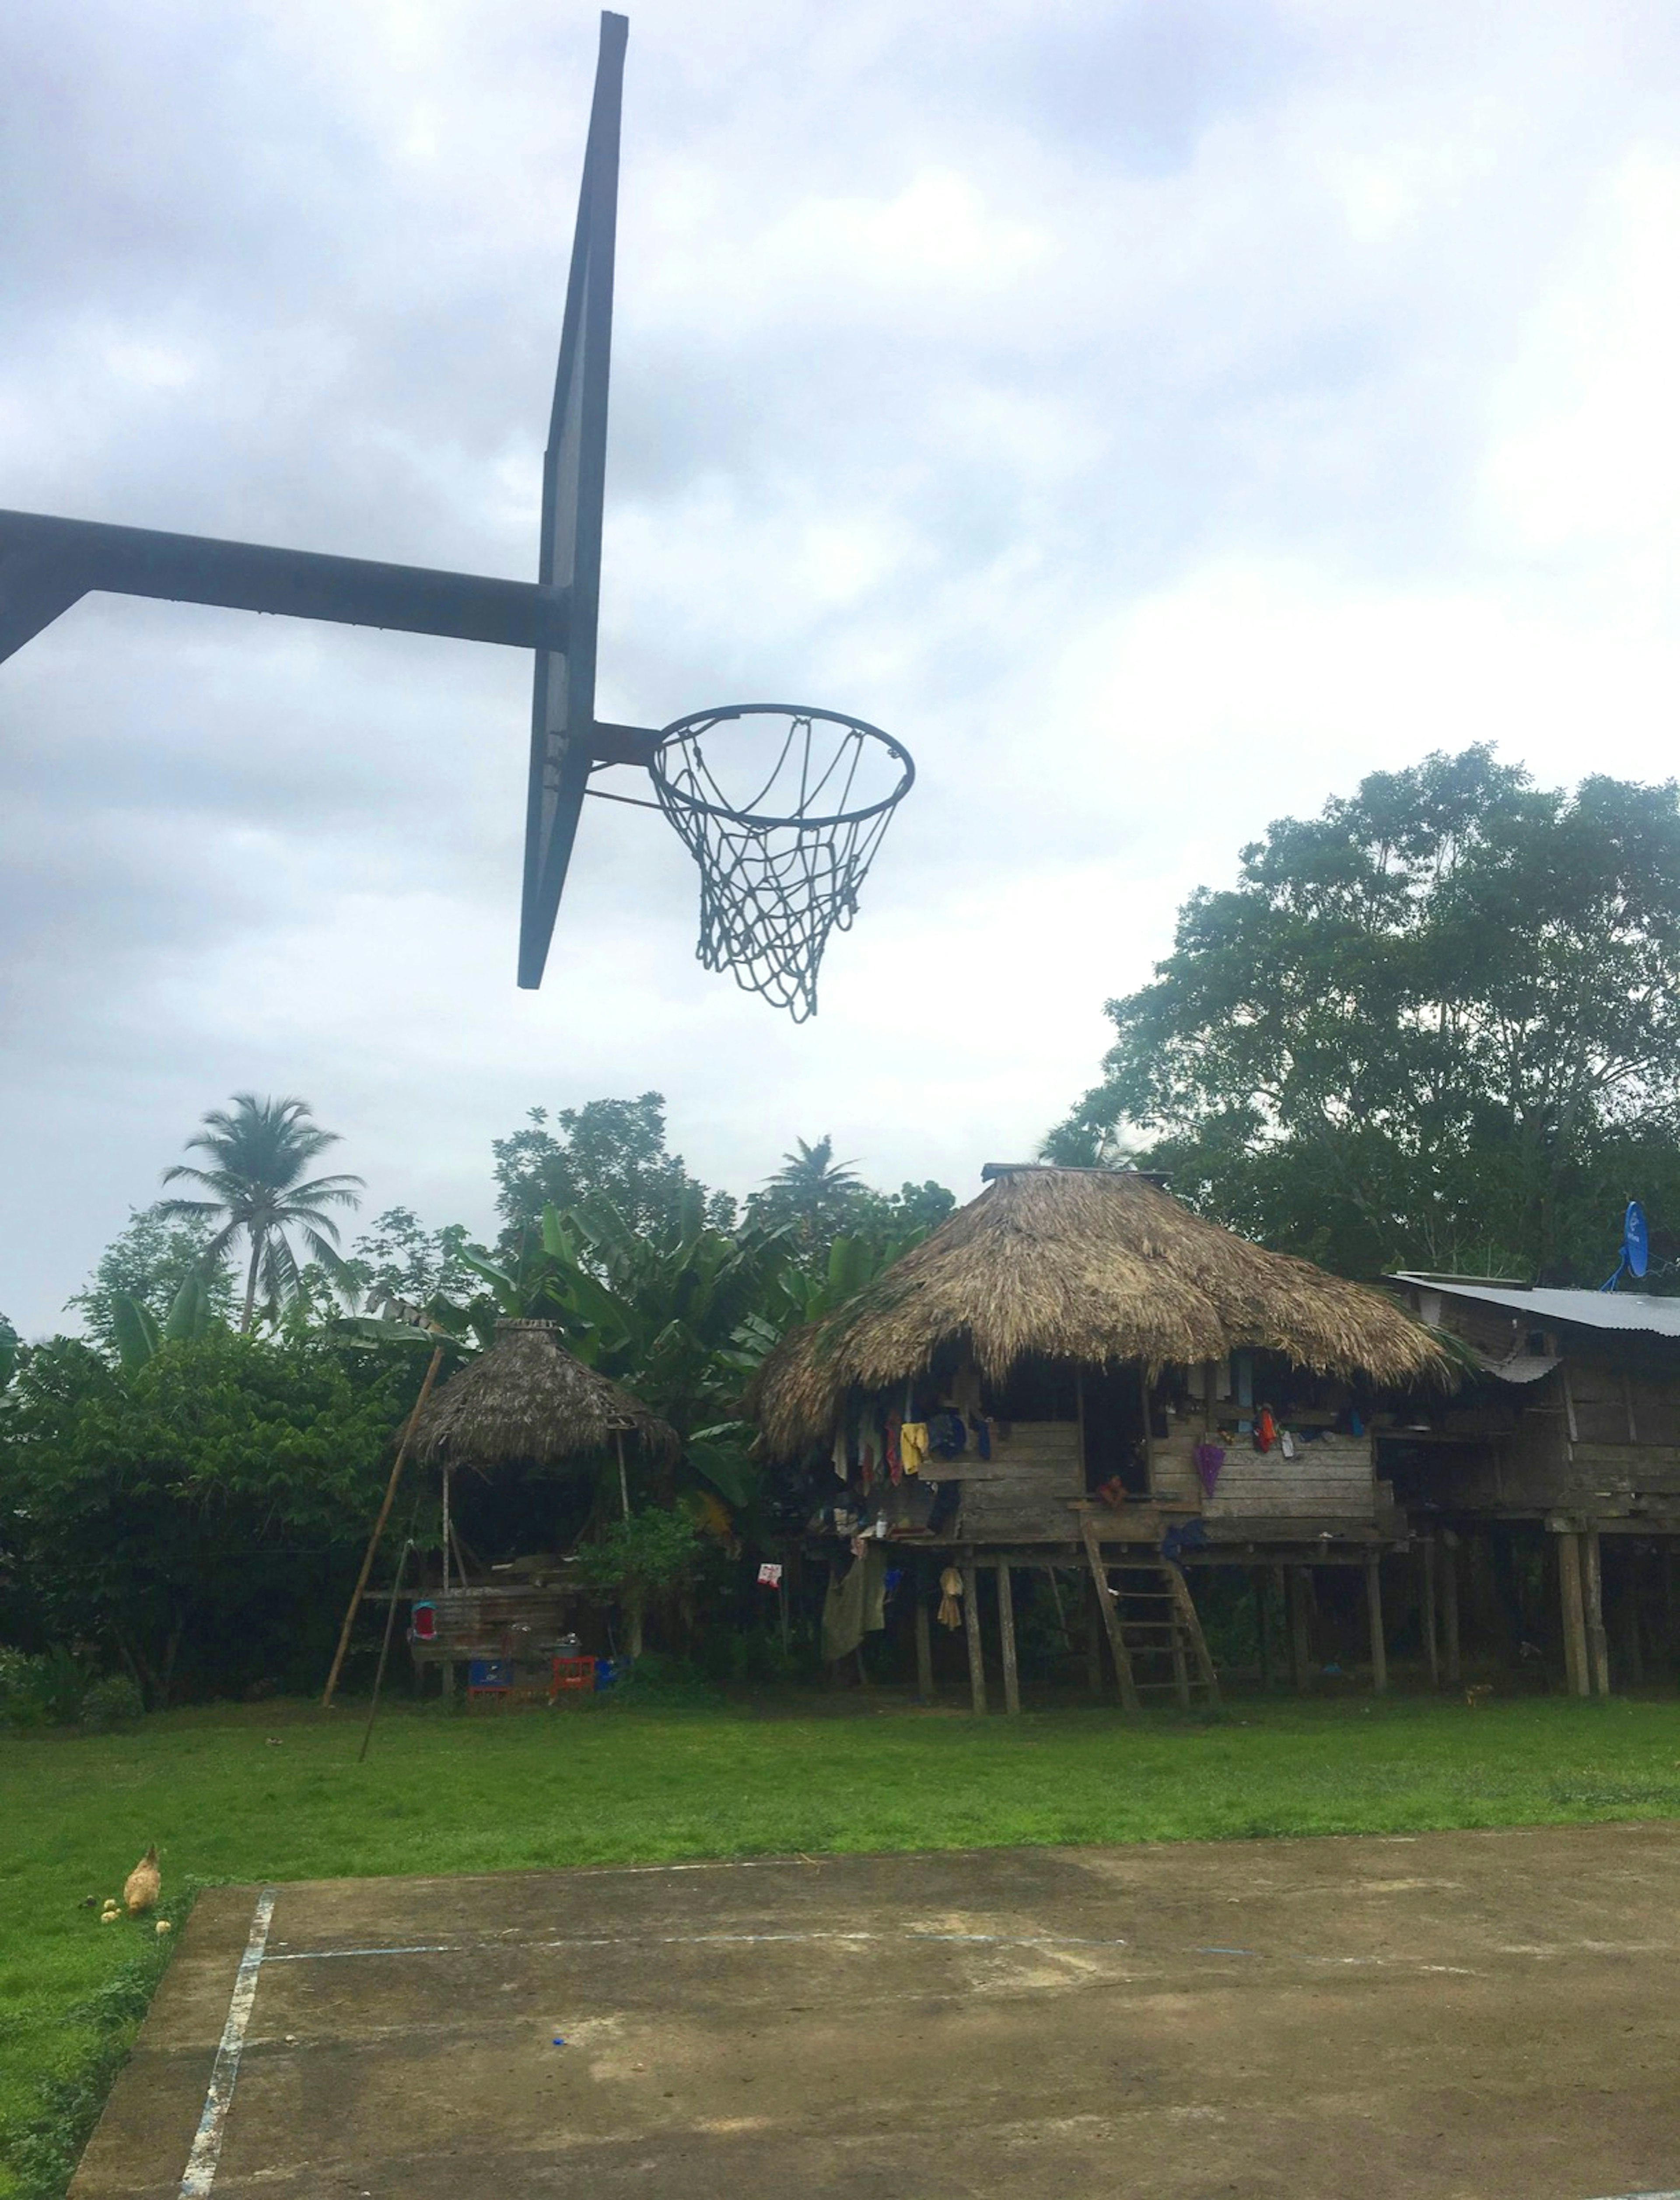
[158,1095,364,1332]
[761,1135,863,1242]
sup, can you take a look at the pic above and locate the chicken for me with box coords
[123,1847,161,1917]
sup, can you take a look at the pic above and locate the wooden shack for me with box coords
[406,1318,679,1689]
[752,1166,1451,1712]
[1386,1274,1680,1696]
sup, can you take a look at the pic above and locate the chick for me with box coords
[123,1846,161,1918]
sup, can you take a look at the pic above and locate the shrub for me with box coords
[0,1648,146,1732]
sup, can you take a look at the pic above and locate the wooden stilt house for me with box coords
[406,1318,678,1693]
[750,1167,1452,1712]
[1385,1275,1680,1698]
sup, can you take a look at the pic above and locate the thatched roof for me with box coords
[751,1166,1453,1453]
[412,1320,678,1470]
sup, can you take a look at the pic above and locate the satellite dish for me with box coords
[1601,1200,1651,1290]
[1625,1200,1649,1280]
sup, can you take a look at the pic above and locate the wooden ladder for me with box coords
[1081,1518,1220,1714]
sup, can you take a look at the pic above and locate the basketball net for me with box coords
[650,707,913,1022]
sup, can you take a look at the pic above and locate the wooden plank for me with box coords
[961,1556,987,1714]
[1080,1517,1140,1714]
[1365,1552,1387,1693]
[996,1561,1020,1716]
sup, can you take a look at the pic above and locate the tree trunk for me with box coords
[240,1233,263,1333]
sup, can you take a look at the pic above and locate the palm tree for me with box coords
[762,1135,864,1242]
[158,1095,364,1332]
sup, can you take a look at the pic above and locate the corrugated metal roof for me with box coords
[1391,1274,1680,1339]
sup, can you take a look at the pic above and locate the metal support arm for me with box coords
[0,508,570,664]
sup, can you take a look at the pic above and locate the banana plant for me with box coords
[108,1266,224,1373]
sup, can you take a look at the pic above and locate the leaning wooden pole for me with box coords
[357,1535,415,1763]
[322,1344,445,1709]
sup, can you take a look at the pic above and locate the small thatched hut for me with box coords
[412,1319,678,1473]
[751,1167,1453,1713]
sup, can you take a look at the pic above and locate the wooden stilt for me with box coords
[1620,1549,1645,1688]
[1365,1552,1387,1693]
[1085,1574,1104,1696]
[914,1580,934,1702]
[1558,1530,1589,1698]
[962,1556,987,1714]
[1583,1529,1610,1696]
[1288,1566,1311,1692]
[1440,1533,1462,1688]
[1421,1535,1440,1689]
[1081,1519,1140,1714]
[996,1562,1021,1716]
[1255,1569,1273,1689]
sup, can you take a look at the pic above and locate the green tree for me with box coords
[751,1134,866,1245]
[493,1095,734,1252]
[158,1094,364,1331]
[345,1206,475,1314]
[0,1331,416,1700]
[66,1203,236,1353]
[1052,747,1680,1283]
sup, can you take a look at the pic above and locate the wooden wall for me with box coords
[1405,1335,1680,1524]
[949,1421,1082,1541]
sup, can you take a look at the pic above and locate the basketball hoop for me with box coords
[648,704,914,1022]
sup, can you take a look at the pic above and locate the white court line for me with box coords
[178,1887,277,2200]
[264,1927,1136,1963]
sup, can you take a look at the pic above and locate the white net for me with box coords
[650,706,913,1022]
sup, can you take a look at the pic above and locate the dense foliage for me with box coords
[2,1092,954,1702]
[0,1332,422,1703]
[1051,748,1680,1283]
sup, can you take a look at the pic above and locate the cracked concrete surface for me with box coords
[70,1823,1680,2199]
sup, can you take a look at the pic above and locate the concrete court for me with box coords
[71,1822,1680,2200]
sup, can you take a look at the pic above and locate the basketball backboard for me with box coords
[518,11,627,990]
[0,8,911,1017]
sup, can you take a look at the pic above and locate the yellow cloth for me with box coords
[900,1421,929,1475]
[937,1564,963,1630]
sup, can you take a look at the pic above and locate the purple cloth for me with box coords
[1193,1441,1226,1497]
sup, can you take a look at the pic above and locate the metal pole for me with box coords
[321,1345,444,1708]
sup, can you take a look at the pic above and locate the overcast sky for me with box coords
[5,0,1680,1335]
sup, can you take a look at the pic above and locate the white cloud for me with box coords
[9,0,1680,1330]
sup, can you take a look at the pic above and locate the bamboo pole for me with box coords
[322,1345,444,1708]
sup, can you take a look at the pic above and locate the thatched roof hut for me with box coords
[412,1319,678,1470]
[752,1166,1452,1454]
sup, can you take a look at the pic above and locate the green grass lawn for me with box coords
[5,1686,1679,2199]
